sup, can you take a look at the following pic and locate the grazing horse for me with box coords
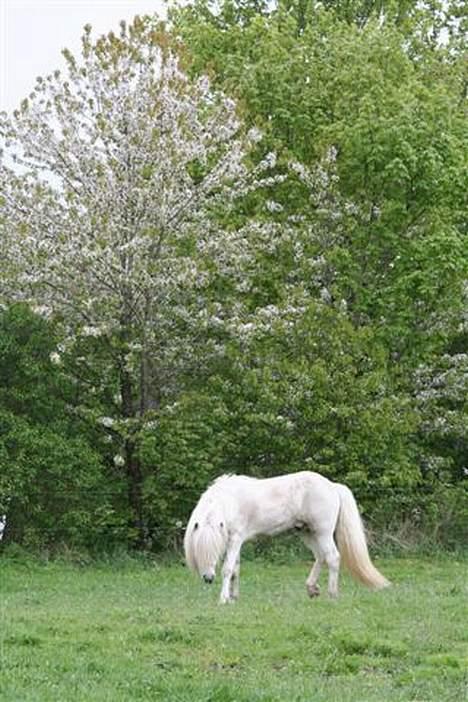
[184,471,389,603]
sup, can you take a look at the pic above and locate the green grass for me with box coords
[0,555,466,701]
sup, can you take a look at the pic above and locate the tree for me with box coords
[0,16,282,544]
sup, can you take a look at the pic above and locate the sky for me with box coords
[0,0,167,113]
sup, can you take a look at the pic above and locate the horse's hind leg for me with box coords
[301,532,323,598]
[303,531,341,598]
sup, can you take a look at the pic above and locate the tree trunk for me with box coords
[120,364,146,549]
[125,437,146,549]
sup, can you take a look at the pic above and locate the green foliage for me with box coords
[0,410,108,547]
[0,305,68,425]
[0,306,124,550]
[138,393,231,549]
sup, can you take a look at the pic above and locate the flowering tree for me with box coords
[0,17,282,540]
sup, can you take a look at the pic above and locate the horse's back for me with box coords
[224,471,339,527]
[250,470,336,494]
[215,471,336,500]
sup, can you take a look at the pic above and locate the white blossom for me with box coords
[265,199,283,213]
[82,326,102,338]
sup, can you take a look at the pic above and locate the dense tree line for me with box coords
[0,1,466,551]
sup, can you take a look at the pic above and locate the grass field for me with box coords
[0,554,466,701]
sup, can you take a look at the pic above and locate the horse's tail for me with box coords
[184,504,227,577]
[335,484,390,590]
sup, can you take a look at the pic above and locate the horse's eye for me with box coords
[194,522,199,531]
[220,522,224,528]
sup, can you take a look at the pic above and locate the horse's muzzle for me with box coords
[203,574,214,584]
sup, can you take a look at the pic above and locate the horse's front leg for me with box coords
[229,555,241,601]
[220,536,242,604]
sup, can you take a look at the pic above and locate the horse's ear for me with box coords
[194,522,199,531]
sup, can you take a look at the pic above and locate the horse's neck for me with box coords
[202,488,228,514]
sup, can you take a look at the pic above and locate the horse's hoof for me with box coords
[307,584,320,598]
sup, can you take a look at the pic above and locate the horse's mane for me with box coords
[210,473,260,487]
[205,474,260,500]
[209,474,235,489]
[195,475,232,506]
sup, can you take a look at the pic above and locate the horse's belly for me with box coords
[250,512,297,537]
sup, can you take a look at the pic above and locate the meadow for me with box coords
[0,553,466,701]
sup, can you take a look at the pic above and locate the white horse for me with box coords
[184,471,389,603]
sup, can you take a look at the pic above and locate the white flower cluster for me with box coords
[0,22,283,367]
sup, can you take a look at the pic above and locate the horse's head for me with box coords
[188,503,227,584]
